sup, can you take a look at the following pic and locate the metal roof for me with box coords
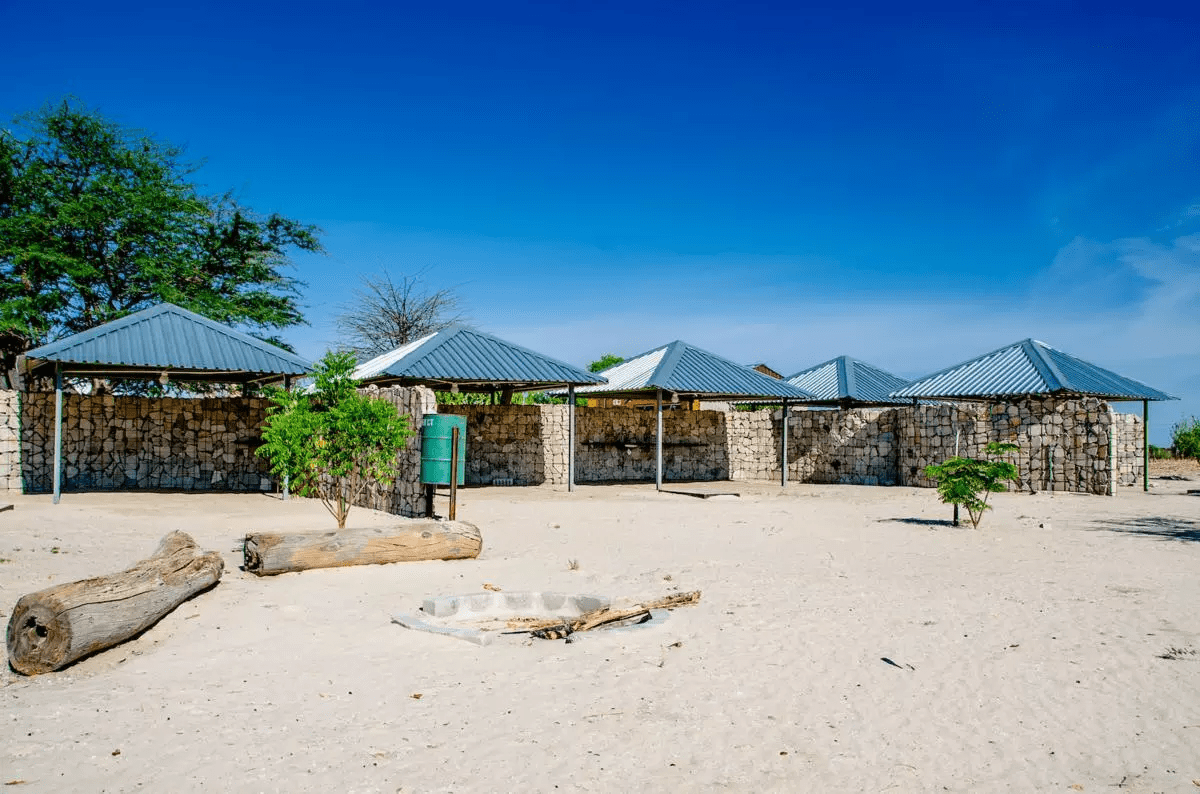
[351,325,605,391]
[23,303,311,382]
[785,356,915,407]
[572,340,815,400]
[890,339,1175,402]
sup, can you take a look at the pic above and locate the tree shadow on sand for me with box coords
[880,517,956,528]
[1091,516,1200,543]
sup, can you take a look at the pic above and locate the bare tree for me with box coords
[336,272,468,359]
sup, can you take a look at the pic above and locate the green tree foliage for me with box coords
[588,354,624,373]
[256,352,414,528]
[0,100,322,386]
[923,442,1020,528]
[1172,417,1200,459]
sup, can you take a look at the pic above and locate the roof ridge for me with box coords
[1021,338,1067,392]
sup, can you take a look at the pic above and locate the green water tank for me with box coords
[421,414,466,485]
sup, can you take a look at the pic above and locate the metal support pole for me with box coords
[780,400,789,487]
[655,389,663,491]
[567,385,576,492]
[53,364,63,504]
[282,375,292,501]
[1143,400,1149,492]
[449,426,459,520]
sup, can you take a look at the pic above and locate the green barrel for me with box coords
[421,414,466,485]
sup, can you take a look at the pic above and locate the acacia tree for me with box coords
[256,352,414,528]
[0,100,321,387]
[336,271,467,360]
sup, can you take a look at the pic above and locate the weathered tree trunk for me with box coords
[6,531,224,675]
[243,520,482,576]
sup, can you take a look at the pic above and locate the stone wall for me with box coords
[574,407,728,483]
[895,398,1142,493]
[431,397,1144,495]
[18,392,273,493]
[0,391,20,492]
[435,404,728,484]
[2,386,434,517]
[436,404,548,486]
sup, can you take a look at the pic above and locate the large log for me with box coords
[6,531,224,675]
[243,520,482,576]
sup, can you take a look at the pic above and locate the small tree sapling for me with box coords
[924,442,1020,528]
[257,352,414,528]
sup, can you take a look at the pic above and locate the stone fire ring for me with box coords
[391,591,668,646]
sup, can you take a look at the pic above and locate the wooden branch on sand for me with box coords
[512,590,701,639]
[243,520,482,576]
[6,531,224,675]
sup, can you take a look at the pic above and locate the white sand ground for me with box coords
[2,465,1199,793]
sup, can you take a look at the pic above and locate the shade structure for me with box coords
[351,325,605,392]
[23,303,311,384]
[21,303,313,505]
[890,338,1176,493]
[572,340,815,490]
[890,339,1174,402]
[783,355,915,408]
[351,325,604,493]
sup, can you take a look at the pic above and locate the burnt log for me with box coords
[6,531,224,675]
[243,520,482,576]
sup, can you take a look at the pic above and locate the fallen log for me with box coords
[512,590,701,638]
[243,520,482,576]
[6,531,224,675]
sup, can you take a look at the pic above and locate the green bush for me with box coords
[1172,417,1200,460]
[1149,445,1173,460]
[257,352,414,528]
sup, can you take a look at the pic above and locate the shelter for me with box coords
[784,355,914,408]
[572,340,814,489]
[890,338,1175,490]
[22,303,312,503]
[351,325,605,491]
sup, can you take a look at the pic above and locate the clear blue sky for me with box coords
[3,0,1198,443]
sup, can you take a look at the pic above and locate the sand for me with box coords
[2,463,1198,792]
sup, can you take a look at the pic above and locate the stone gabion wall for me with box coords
[19,392,273,493]
[726,408,899,485]
[4,386,434,515]
[540,405,571,484]
[0,391,20,492]
[574,407,728,483]
[895,397,1140,494]
[351,385,435,517]
[436,404,546,486]
[1112,412,1144,486]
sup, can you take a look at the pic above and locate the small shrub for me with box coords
[1149,445,1173,460]
[923,442,1020,529]
[257,351,414,528]
[1171,417,1200,460]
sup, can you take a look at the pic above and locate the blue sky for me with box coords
[3,0,1198,442]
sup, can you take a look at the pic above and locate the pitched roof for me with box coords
[573,340,815,400]
[890,339,1175,402]
[351,325,605,391]
[785,356,914,406]
[24,303,311,381]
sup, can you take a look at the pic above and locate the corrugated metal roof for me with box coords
[891,339,1175,402]
[353,325,605,389]
[573,340,814,400]
[785,356,914,406]
[24,303,311,377]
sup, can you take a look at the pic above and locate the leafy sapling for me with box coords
[924,442,1020,529]
[257,352,413,528]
